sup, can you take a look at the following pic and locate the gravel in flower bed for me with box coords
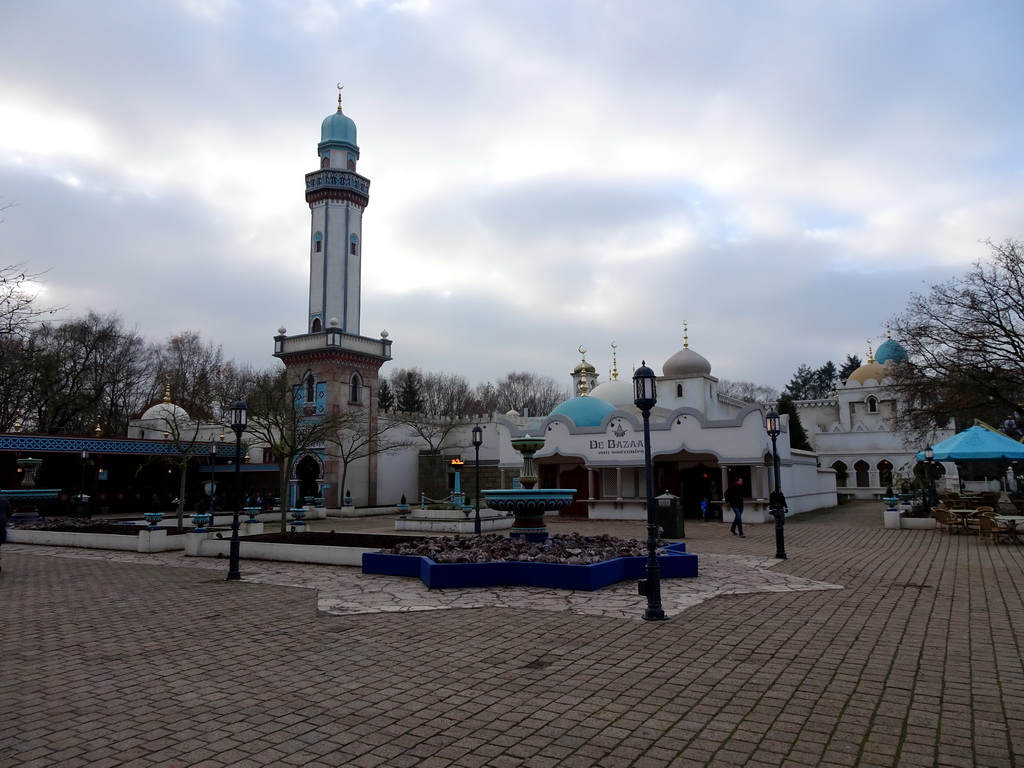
[9,517,189,535]
[381,533,667,565]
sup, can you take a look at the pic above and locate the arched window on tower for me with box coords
[310,318,322,333]
[676,383,683,398]
[305,374,316,405]
[350,234,359,256]
[314,231,323,253]
[347,153,356,171]
[348,372,363,405]
[321,155,330,168]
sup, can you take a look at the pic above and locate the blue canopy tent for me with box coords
[916,425,1024,462]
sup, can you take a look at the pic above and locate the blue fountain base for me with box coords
[362,542,698,591]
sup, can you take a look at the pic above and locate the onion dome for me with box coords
[590,343,634,408]
[320,92,358,150]
[663,325,712,377]
[875,329,908,365]
[550,394,616,427]
[846,342,888,385]
[141,381,189,424]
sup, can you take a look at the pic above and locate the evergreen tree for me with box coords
[377,377,394,412]
[839,354,862,381]
[777,394,813,451]
[783,364,816,400]
[393,369,424,413]
[811,360,838,398]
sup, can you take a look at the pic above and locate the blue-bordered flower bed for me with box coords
[362,542,697,590]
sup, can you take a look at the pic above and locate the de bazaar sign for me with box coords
[588,424,644,457]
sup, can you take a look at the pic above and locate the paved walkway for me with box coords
[1,502,1022,767]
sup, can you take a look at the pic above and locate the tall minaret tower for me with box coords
[306,88,369,334]
[273,90,392,508]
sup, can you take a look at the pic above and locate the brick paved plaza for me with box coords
[1,502,1023,767]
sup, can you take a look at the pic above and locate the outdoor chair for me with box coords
[977,514,1001,542]
[932,506,955,535]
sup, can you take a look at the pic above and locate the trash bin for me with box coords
[655,492,684,538]
[72,493,91,518]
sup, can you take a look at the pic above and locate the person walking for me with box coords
[725,478,745,537]
[0,493,11,572]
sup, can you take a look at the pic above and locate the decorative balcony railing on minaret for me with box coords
[274,323,391,363]
[304,169,370,206]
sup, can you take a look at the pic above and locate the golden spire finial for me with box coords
[577,345,590,396]
[163,374,172,404]
[683,321,689,349]
[336,83,344,111]
[866,340,875,364]
[610,341,619,381]
[579,374,589,397]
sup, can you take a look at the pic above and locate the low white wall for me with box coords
[7,528,185,552]
[187,535,375,566]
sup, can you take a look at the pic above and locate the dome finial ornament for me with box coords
[866,340,875,364]
[163,374,172,404]
[683,321,689,349]
[336,83,344,111]
[610,341,619,381]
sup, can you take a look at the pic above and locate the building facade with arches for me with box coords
[792,339,956,499]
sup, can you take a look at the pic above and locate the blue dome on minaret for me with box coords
[321,109,357,148]
[319,91,358,153]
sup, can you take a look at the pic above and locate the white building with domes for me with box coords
[791,335,956,499]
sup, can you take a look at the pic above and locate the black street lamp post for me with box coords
[923,445,934,512]
[634,361,666,621]
[765,409,787,560]
[227,400,248,582]
[472,424,483,535]
[208,441,217,515]
[76,451,90,517]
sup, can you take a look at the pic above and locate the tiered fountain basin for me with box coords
[481,488,576,541]
[362,541,697,591]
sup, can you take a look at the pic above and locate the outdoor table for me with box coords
[994,515,1024,544]
[949,509,976,533]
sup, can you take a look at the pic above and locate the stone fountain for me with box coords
[1,457,61,521]
[481,434,575,541]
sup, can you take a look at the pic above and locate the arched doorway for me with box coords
[295,455,321,504]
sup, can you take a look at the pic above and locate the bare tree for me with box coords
[718,379,781,403]
[888,237,1024,444]
[241,365,358,532]
[491,371,568,415]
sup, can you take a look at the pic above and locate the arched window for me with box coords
[350,234,359,256]
[305,374,316,404]
[867,396,879,413]
[314,231,323,253]
[310,317,322,333]
[877,459,893,488]
[831,460,848,488]
[321,155,330,168]
[854,460,870,487]
[676,383,683,398]
[347,153,356,171]
[348,372,363,404]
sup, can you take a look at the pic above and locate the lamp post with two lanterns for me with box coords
[226,400,248,582]
[633,362,666,622]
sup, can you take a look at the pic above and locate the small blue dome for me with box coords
[321,109,357,148]
[876,338,908,364]
[550,396,616,428]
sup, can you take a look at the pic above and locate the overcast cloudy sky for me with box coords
[2,0,1022,393]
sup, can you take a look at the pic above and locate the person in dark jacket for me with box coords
[0,494,11,572]
[724,478,745,537]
